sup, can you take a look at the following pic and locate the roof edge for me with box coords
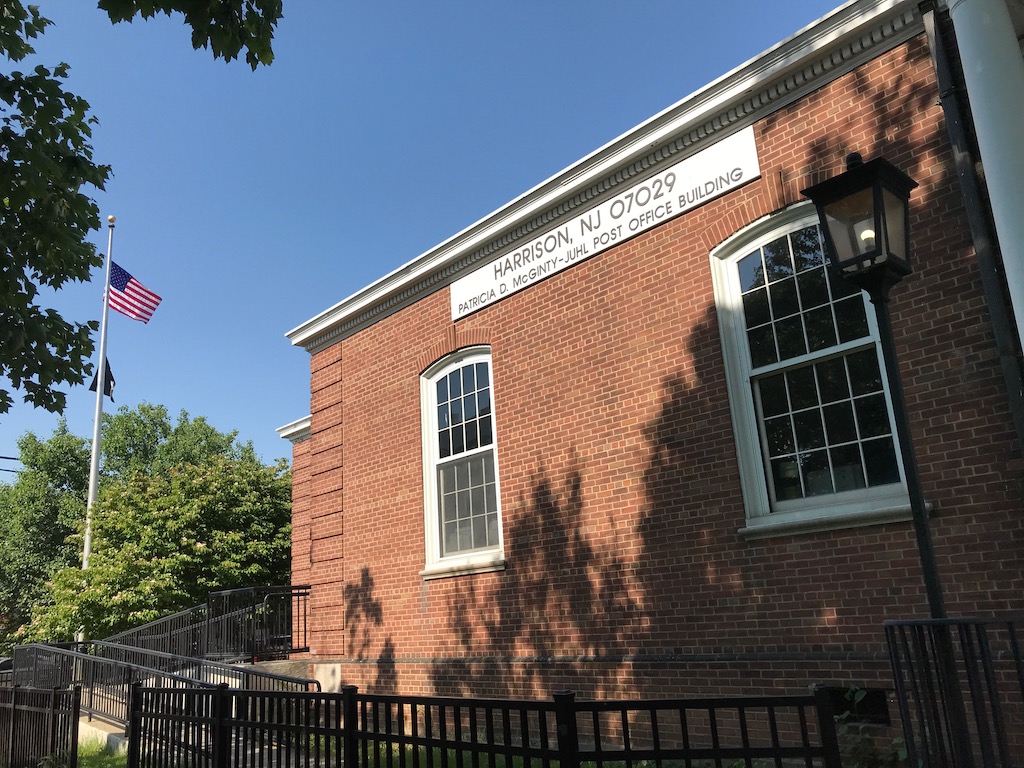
[287,0,921,353]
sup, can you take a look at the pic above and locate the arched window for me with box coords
[420,347,504,577]
[710,206,912,536]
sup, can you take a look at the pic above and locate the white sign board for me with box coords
[451,126,761,320]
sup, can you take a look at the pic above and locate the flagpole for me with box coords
[83,215,116,572]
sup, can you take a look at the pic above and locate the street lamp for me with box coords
[801,152,946,620]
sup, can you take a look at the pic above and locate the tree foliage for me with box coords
[0,423,89,649]
[0,403,290,649]
[28,454,291,641]
[0,0,281,415]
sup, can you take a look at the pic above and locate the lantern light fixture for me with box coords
[801,152,919,299]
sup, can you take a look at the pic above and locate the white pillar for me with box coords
[947,0,1024,345]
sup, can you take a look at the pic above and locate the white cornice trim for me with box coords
[286,0,922,353]
[276,415,312,444]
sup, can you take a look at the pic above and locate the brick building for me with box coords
[278,0,1024,702]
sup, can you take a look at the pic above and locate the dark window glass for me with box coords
[763,237,793,281]
[794,410,826,450]
[804,306,837,351]
[797,269,830,309]
[864,437,900,486]
[738,251,766,291]
[770,277,800,319]
[801,450,833,496]
[775,316,807,360]
[787,367,818,410]
[743,289,771,329]
[824,402,857,445]
[748,326,778,367]
[758,374,789,417]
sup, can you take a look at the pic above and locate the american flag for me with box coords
[108,262,162,323]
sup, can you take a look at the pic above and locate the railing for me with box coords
[12,641,319,727]
[886,614,1024,767]
[104,603,209,658]
[127,683,843,768]
[0,686,80,768]
[205,584,310,662]
[104,585,311,663]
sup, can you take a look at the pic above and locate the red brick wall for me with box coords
[288,33,1024,701]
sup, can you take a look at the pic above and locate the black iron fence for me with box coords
[12,641,318,728]
[0,686,80,768]
[886,614,1024,767]
[127,683,843,768]
[104,603,209,658]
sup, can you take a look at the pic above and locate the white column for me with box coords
[947,0,1024,344]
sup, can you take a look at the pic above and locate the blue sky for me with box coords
[3,0,843,469]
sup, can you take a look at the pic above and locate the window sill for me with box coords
[739,503,923,540]
[420,552,506,581]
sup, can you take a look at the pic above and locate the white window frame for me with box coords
[710,203,913,538]
[420,346,505,579]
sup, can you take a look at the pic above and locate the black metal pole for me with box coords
[867,281,975,767]
[866,287,946,619]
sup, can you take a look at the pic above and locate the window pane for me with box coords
[797,268,830,309]
[449,371,462,398]
[738,251,765,291]
[771,457,802,501]
[863,437,900,486]
[758,374,789,417]
[787,367,818,410]
[804,306,837,352]
[464,394,477,421]
[763,237,793,281]
[478,389,491,417]
[848,349,883,395]
[451,425,465,454]
[835,296,870,342]
[450,397,463,425]
[436,379,449,404]
[801,450,833,496]
[831,444,866,492]
[775,315,807,360]
[469,456,484,486]
[824,402,857,444]
[748,326,778,368]
[791,226,824,271]
[770,277,799,319]
[437,404,450,429]
[439,429,451,459]
[472,517,487,548]
[764,415,794,456]
[816,357,850,403]
[855,394,890,438]
[794,410,825,450]
[463,364,476,393]
[479,415,493,446]
[465,423,479,451]
[437,452,499,557]
[476,362,489,388]
[743,289,771,329]
[444,522,459,554]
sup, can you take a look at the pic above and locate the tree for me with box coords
[0,402,287,648]
[0,423,89,651]
[27,454,291,641]
[0,0,282,415]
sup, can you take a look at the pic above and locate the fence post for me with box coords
[812,684,842,768]
[553,691,579,768]
[68,686,81,768]
[343,685,359,768]
[213,683,231,768]
[126,682,143,768]
[46,687,57,755]
[7,685,18,768]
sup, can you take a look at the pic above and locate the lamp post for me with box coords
[801,152,946,619]
[803,154,976,766]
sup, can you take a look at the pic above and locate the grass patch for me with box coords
[76,742,127,768]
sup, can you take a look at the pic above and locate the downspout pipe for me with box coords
[919,0,1024,457]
